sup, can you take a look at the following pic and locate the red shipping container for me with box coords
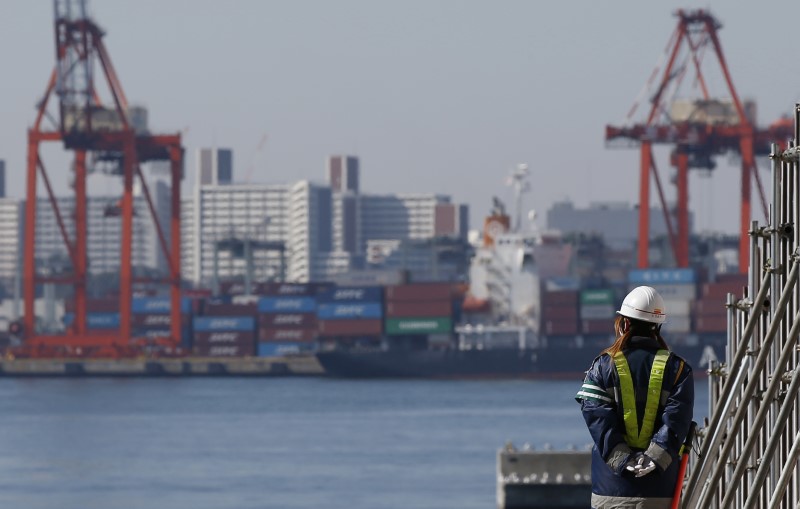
[204,302,258,315]
[318,319,383,337]
[386,300,451,318]
[695,315,728,333]
[544,320,579,336]
[693,299,727,316]
[194,331,256,344]
[386,283,452,302]
[541,305,579,321]
[258,313,317,328]
[65,298,121,313]
[193,343,255,357]
[259,328,318,342]
[544,290,579,306]
[582,319,611,335]
[703,282,747,300]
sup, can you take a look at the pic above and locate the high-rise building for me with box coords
[189,183,289,286]
[0,160,6,199]
[31,181,173,275]
[197,148,233,186]
[286,180,333,282]
[327,155,359,193]
[0,198,22,292]
[360,194,467,248]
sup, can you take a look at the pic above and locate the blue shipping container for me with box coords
[257,342,315,357]
[316,302,383,320]
[317,286,383,303]
[63,312,120,329]
[628,268,696,285]
[193,316,254,332]
[132,296,192,314]
[258,297,316,313]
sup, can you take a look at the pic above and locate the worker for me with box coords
[575,286,694,509]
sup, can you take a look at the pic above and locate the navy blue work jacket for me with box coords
[576,336,694,501]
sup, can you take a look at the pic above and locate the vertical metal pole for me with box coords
[169,145,182,346]
[677,151,690,267]
[74,150,87,335]
[119,134,135,344]
[24,136,39,338]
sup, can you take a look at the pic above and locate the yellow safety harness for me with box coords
[613,349,670,449]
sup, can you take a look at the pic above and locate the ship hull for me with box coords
[316,342,715,379]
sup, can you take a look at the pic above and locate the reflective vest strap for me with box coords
[612,349,670,449]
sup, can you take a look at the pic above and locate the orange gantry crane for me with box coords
[23,0,183,355]
[605,9,793,273]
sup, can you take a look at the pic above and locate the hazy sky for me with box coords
[2,1,799,235]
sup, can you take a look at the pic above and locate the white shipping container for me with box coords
[629,284,695,300]
[663,316,691,333]
[662,299,691,317]
[580,305,616,320]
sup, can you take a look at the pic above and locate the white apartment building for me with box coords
[0,198,21,288]
[32,180,172,275]
[190,183,290,286]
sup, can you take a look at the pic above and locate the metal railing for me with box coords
[681,104,800,508]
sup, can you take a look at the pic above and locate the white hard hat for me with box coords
[617,286,666,324]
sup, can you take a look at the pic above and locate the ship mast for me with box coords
[507,164,530,233]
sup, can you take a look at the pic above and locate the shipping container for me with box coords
[193,316,254,332]
[204,302,258,315]
[543,290,579,306]
[703,281,748,300]
[259,328,317,342]
[318,319,383,337]
[131,296,192,314]
[318,286,384,303]
[385,317,452,335]
[193,343,255,357]
[664,316,691,333]
[317,302,383,320]
[541,305,579,321]
[544,320,579,336]
[580,289,615,306]
[544,277,580,291]
[131,313,176,328]
[628,268,696,285]
[581,319,611,335]
[694,299,727,316]
[630,284,696,300]
[257,341,315,357]
[385,283,452,302]
[662,299,692,317]
[65,298,120,313]
[579,305,615,320]
[695,315,728,333]
[386,300,452,318]
[63,312,120,329]
[194,331,256,344]
[258,296,316,313]
[258,282,329,296]
[258,313,317,328]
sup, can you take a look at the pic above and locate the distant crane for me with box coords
[22,0,183,355]
[605,9,793,272]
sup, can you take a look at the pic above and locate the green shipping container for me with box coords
[580,289,615,306]
[385,317,452,335]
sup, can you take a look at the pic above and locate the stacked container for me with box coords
[628,268,695,335]
[384,283,453,337]
[694,274,747,334]
[317,286,384,339]
[257,283,318,356]
[192,316,256,357]
[63,298,120,334]
[579,289,615,335]
[541,288,579,337]
[131,296,192,346]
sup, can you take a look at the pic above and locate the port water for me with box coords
[0,377,709,509]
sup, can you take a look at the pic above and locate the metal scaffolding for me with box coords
[681,104,800,508]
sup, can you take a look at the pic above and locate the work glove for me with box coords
[632,454,657,478]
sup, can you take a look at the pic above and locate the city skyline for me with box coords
[2,1,799,235]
